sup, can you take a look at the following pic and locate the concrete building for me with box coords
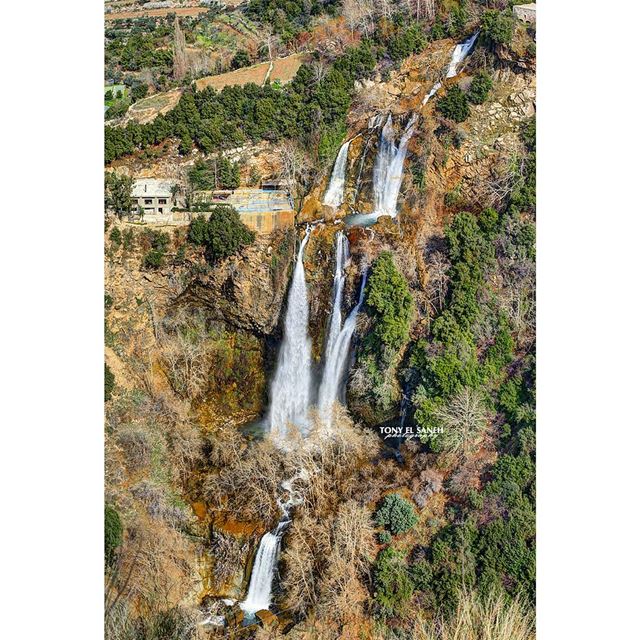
[131,178,176,222]
[193,188,295,234]
[513,3,536,23]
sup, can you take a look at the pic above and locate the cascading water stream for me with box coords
[317,237,368,426]
[323,140,351,208]
[421,81,442,106]
[421,32,479,107]
[446,31,479,78]
[268,227,313,439]
[239,472,306,617]
[371,113,419,219]
[238,520,288,617]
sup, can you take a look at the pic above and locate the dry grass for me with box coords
[195,53,307,91]
[125,89,183,125]
[409,589,535,640]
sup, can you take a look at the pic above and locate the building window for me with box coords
[144,199,152,205]
[158,208,163,214]
[158,198,167,204]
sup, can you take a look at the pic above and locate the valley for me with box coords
[104,2,536,639]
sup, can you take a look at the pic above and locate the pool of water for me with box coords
[343,212,396,228]
[239,418,267,440]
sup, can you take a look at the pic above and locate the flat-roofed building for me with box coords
[513,3,536,23]
[131,178,175,222]
[193,188,295,234]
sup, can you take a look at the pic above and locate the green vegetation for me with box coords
[398,119,537,616]
[468,71,493,105]
[364,252,414,356]
[141,229,170,270]
[374,546,415,617]
[246,0,339,38]
[188,205,255,263]
[105,363,115,402]
[106,41,375,164]
[437,85,470,122]
[131,84,148,102]
[375,494,418,535]
[104,504,122,567]
[378,531,392,544]
[481,10,515,48]
[384,20,428,62]
[351,252,414,420]
[109,227,122,248]
[105,173,134,218]
[231,49,252,70]
[188,157,240,191]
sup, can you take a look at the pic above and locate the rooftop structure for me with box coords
[193,188,295,234]
[513,3,536,23]
[131,178,176,222]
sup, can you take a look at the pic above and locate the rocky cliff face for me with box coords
[105,225,296,430]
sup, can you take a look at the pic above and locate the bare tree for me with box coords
[426,250,450,316]
[342,0,377,37]
[276,140,312,201]
[173,17,187,81]
[433,387,490,460]
[159,313,209,400]
[311,58,329,84]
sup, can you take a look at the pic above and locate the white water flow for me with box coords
[421,80,442,106]
[317,246,368,426]
[268,227,313,439]
[239,518,288,616]
[239,472,305,617]
[323,140,351,208]
[446,31,479,78]
[371,113,419,219]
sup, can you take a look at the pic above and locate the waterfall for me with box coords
[268,227,313,439]
[317,240,368,426]
[421,81,442,106]
[371,113,419,219]
[445,31,479,78]
[323,140,351,208]
[239,472,305,617]
[239,517,289,617]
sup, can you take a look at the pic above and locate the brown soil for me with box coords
[195,53,307,91]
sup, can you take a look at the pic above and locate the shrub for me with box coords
[105,363,115,402]
[122,229,135,251]
[468,71,493,105]
[143,249,164,269]
[373,546,415,617]
[188,205,255,263]
[109,227,121,247]
[375,494,418,534]
[231,49,251,70]
[387,21,427,61]
[379,531,392,544]
[437,86,470,122]
[188,157,240,190]
[131,84,148,102]
[481,10,514,47]
[105,504,122,567]
[365,252,414,357]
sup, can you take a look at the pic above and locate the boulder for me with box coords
[256,609,278,628]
